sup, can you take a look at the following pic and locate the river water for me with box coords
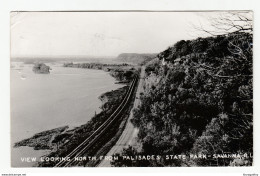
[10,62,123,167]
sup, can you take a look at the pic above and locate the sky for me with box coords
[10,12,224,58]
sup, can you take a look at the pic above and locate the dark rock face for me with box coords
[33,63,50,74]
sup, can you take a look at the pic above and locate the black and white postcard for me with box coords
[10,11,253,167]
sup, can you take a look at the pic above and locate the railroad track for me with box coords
[54,75,138,167]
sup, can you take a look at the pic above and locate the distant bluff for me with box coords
[116,53,157,65]
[33,63,51,74]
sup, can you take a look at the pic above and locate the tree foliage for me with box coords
[112,31,253,166]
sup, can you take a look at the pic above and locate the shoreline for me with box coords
[13,63,138,167]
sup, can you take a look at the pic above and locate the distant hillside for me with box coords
[11,55,115,64]
[115,53,157,65]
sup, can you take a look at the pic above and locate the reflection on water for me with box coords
[11,62,123,167]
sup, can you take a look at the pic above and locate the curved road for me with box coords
[98,66,145,167]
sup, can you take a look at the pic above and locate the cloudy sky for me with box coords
[11,12,219,58]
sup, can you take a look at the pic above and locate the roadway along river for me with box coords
[98,66,145,167]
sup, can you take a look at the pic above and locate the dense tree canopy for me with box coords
[112,31,253,166]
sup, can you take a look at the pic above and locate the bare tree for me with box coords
[193,11,253,36]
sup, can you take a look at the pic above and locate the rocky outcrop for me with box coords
[14,126,69,150]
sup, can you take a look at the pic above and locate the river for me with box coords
[10,62,123,167]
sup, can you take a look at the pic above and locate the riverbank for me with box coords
[13,84,129,167]
[98,66,145,166]
[63,62,138,83]
[13,63,138,167]
[14,126,69,150]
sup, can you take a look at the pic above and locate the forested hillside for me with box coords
[116,53,157,65]
[111,32,253,166]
